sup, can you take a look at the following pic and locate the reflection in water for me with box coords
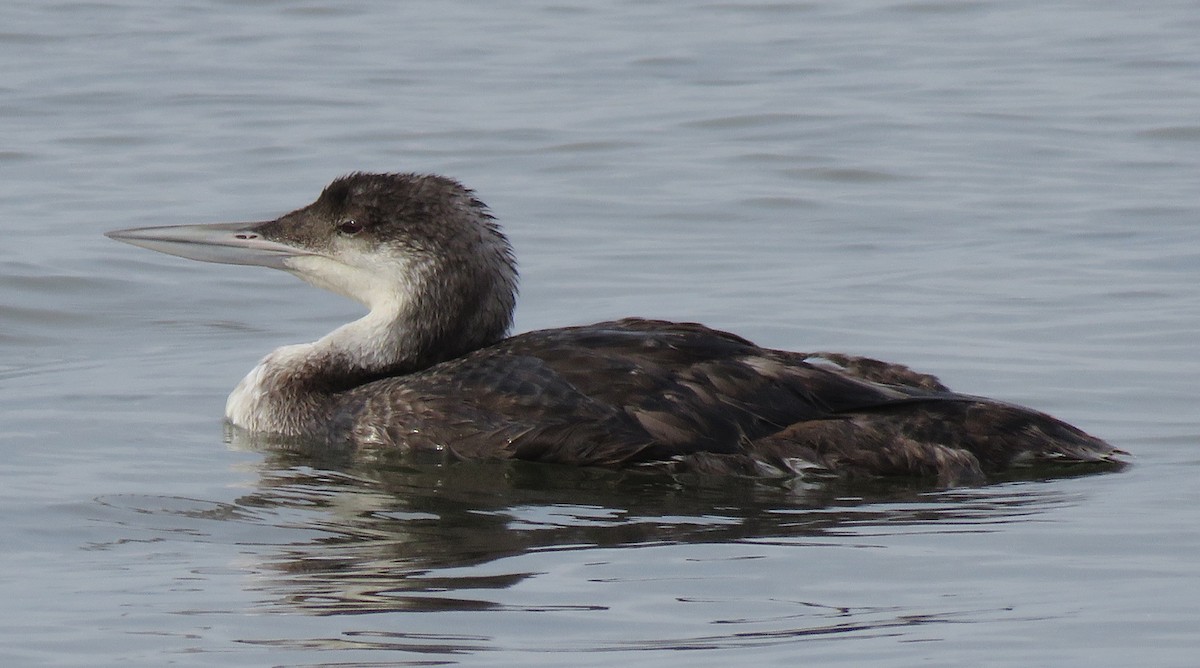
[90,437,1109,657]
[221,434,1091,622]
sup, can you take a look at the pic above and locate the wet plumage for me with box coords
[107,172,1125,485]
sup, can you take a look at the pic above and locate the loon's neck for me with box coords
[225,305,416,437]
[224,279,514,438]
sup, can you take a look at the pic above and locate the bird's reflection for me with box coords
[225,431,1109,617]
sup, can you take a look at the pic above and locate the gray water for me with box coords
[2,1,1198,665]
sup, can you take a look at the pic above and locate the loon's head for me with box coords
[108,172,519,362]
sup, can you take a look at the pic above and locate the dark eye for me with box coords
[337,220,364,236]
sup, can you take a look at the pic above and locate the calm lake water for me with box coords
[2,1,1198,665]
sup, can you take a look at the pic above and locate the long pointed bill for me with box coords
[105,221,315,269]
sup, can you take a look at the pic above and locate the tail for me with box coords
[738,397,1125,486]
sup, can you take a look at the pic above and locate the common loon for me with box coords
[107,172,1124,484]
